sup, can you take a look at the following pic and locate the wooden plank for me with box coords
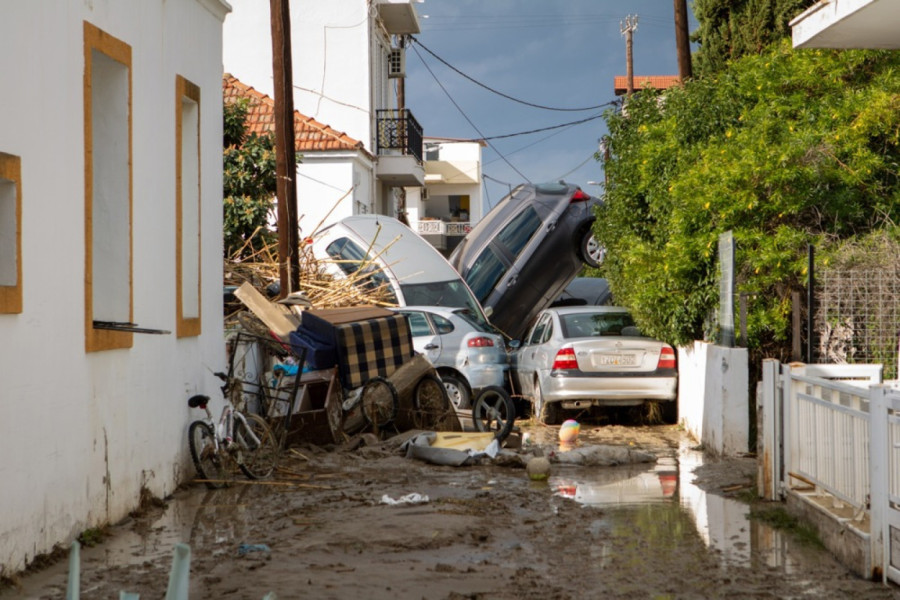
[233,281,299,339]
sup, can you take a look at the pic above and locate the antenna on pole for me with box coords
[620,15,639,98]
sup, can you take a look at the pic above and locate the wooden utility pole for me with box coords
[674,0,693,81]
[270,0,300,296]
[621,15,638,98]
[396,35,409,225]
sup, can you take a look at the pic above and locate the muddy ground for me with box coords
[2,420,899,600]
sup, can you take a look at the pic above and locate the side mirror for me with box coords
[483,305,493,318]
[508,339,521,350]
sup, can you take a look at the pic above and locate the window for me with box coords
[401,311,432,337]
[432,314,454,335]
[464,248,507,303]
[497,206,542,258]
[527,314,551,345]
[84,21,133,352]
[325,237,397,302]
[0,152,22,314]
[176,75,201,337]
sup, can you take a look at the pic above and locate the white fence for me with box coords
[760,360,900,583]
[415,220,470,236]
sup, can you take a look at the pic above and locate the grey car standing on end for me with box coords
[510,306,678,425]
[448,182,604,342]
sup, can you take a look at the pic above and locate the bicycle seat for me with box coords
[188,394,209,409]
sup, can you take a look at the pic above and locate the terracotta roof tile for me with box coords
[223,73,369,156]
[613,75,681,96]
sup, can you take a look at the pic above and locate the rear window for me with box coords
[560,312,639,338]
[326,237,397,303]
[497,206,542,258]
[464,248,507,303]
[399,279,488,327]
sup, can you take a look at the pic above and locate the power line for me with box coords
[474,112,607,142]
[410,43,531,183]
[410,36,617,113]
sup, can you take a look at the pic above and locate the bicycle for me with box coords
[187,371,279,489]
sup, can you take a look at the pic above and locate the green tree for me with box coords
[223,99,278,258]
[595,41,900,354]
[691,0,816,75]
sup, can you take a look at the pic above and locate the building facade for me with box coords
[0,0,230,573]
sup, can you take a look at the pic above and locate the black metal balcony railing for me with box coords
[376,108,423,163]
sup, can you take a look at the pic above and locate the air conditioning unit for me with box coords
[388,47,405,78]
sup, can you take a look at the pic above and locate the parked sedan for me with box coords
[448,182,603,341]
[510,306,677,424]
[392,306,508,409]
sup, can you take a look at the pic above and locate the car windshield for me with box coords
[560,312,640,338]
[400,280,489,327]
[325,237,397,303]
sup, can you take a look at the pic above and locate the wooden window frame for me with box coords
[0,152,22,314]
[175,75,202,338]
[84,21,133,352]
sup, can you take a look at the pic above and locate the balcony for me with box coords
[376,109,425,187]
[375,0,422,35]
[416,219,470,253]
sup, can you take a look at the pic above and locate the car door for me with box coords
[400,310,442,365]
[511,312,552,395]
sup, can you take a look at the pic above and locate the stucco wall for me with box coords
[0,0,228,573]
[297,155,374,236]
[678,341,749,456]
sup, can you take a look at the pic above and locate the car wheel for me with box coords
[441,374,471,410]
[579,228,604,268]
[534,378,561,426]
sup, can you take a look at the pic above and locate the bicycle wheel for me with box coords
[472,386,516,441]
[234,413,279,480]
[188,421,228,489]
[360,376,399,429]
[413,374,451,429]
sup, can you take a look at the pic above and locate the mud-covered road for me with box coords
[2,421,898,599]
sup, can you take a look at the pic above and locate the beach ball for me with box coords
[559,419,581,443]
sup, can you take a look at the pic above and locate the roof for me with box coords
[222,74,370,156]
[613,75,681,96]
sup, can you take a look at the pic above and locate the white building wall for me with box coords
[223,0,382,151]
[0,0,228,572]
[297,156,374,235]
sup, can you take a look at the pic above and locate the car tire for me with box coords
[441,374,471,410]
[534,379,561,426]
[472,386,515,441]
[579,227,604,268]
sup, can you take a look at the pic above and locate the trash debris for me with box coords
[237,543,272,557]
[526,457,551,481]
[380,493,429,505]
[559,419,581,443]
[402,432,500,466]
[550,444,657,467]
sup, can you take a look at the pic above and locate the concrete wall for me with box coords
[297,154,375,236]
[678,341,749,456]
[0,0,228,573]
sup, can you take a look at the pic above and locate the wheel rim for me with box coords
[443,381,463,409]
[533,380,543,420]
[585,235,605,265]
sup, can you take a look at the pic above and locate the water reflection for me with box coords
[548,443,806,573]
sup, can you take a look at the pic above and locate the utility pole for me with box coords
[396,35,409,225]
[270,0,300,296]
[620,15,638,98]
[674,0,693,81]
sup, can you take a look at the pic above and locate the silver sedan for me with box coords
[510,306,677,424]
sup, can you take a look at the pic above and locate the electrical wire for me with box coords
[410,43,531,183]
[410,36,618,113]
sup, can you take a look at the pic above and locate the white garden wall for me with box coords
[678,341,749,456]
[0,0,228,573]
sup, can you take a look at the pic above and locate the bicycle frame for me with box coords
[191,396,261,452]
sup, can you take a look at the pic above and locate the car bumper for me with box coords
[462,363,508,392]
[540,373,677,406]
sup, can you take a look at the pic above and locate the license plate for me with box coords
[596,353,637,367]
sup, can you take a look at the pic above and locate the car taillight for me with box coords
[657,346,676,369]
[552,347,578,370]
[467,337,494,348]
[570,189,590,202]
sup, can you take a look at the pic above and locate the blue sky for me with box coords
[405,0,698,208]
